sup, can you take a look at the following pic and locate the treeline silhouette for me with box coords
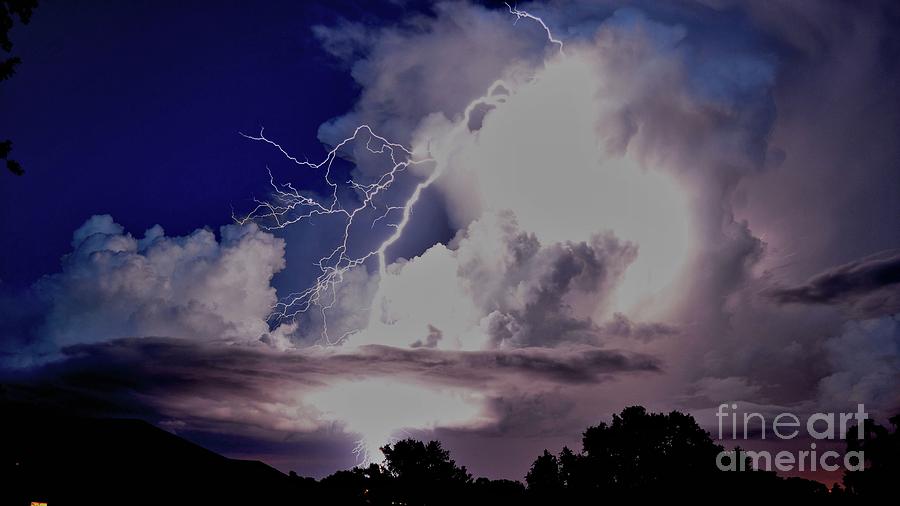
[3,404,897,505]
[309,406,899,505]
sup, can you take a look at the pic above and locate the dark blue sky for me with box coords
[0,0,435,288]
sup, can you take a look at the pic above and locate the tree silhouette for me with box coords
[522,405,850,503]
[575,405,723,496]
[471,477,526,503]
[1,0,38,176]
[379,439,472,506]
[843,414,900,497]
[8,402,886,504]
[312,406,888,504]
[525,449,563,501]
[319,462,393,505]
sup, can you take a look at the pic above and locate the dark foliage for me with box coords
[4,402,897,505]
[522,406,867,504]
[1,0,38,176]
[843,414,900,498]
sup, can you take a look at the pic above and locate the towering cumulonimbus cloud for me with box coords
[320,3,776,359]
[231,1,788,460]
[282,0,897,453]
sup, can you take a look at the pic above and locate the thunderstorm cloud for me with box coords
[2,0,899,480]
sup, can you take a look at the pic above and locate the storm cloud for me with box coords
[1,336,660,451]
[769,250,900,316]
[2,0,899,482]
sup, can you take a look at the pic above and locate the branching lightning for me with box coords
[506,2,565,56]
[235,4,567,466]
[235,124,434,345]
[237,5,565,349]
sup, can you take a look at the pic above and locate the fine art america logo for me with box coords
[715,403,867,473]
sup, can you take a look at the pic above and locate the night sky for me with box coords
[0,0,381,287]
[1,0,899,484]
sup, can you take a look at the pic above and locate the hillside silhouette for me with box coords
[2,403,896,505]
[2,403,307,505]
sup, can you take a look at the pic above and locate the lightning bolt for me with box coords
[506,2,565,56]
[352,429,415,466]
[234,124,434,345]
[238,5,565,346]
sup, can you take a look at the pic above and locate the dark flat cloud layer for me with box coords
[769,250,900,317]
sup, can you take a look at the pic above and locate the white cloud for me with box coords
[354,210,636,350]
[33,215,285,352]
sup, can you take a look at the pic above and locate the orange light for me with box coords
[30,502,48,506]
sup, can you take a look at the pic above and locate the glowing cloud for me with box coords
[307,378,488,463]
[231,4,703,458]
